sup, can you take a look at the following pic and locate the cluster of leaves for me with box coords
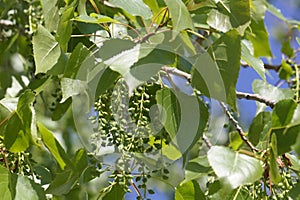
[0,0,300,199]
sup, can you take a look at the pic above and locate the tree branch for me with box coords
[220,102,259,152]
[162,66,276,108]
[236,91,275,108]
[241,63,281,72]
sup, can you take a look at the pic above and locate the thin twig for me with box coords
[162,66,276,108]
[220,102,259,152]
[236,91,275,108]
[241,63,281,71]
[202,134,212,149]
[130,179,142,197]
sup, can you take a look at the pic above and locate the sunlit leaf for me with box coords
[164,0,194,31]
[241,41,266,80]
[3,90,36,152]
[208,146,263,189]
[109,0,152,19]
[175,180,205,200]
[33,25,61,74]
[252,79,294,105]
[74,15,120,24]
[40,0,60,32]
[38,122,71,169]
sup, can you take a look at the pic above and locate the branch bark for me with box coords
[162,66,276,108]
[236,91,275,108]
[220,102,259,152]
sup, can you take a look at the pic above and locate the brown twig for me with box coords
[236,91,276,108]
[202,134,212,149]
[241,63,281,72]
[220,102,259,152]
[130,179,142,197]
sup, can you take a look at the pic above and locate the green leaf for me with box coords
[99,183,125,200]
[45,150,87,196]
[3,90,36,152]
[207,9,232,33]
[156,88,180,139]
[0,167,46,200]
[281,39,295,58]
[63,43,91,78]
[13,175,46,200]
[269,133,281,184]
[229,131,243,150]
[289,181,300,200]
[46,168,78,195]
[60,78,89,103]
[40,0,60,32]
[51,98,72,121]
[156,88,205,154]
[192,52,226,103]
[252,79,294,105]
[38,122,71,169]
[246,20,272,57]
[208,146,263,190]
[33,25,61,74]
[0,166,12,200]
[213,30,241,110]
[248,111,271,146]
[270,124,300,155]
[74,14,120,24]
[185,156,211,183]
[109,0,152,19]
[272,99,297,127]
[241,41,266,80]
[175,180,205,200]
[286,153,300,172]
[164,0,194,31]
[56,5,75,52]
[207,0,250,34]
[279,60,294,80]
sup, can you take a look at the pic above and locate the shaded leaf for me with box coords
[99,183,125,200]
[269,133,281,184]
[270,124,300,155]
[208,146,263,189]
[272,99,297,127]
[185,156,211,183]
[63,43,91,79]
[248,111,272,146]
[56,5,75,52]
[212,30,241,110]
